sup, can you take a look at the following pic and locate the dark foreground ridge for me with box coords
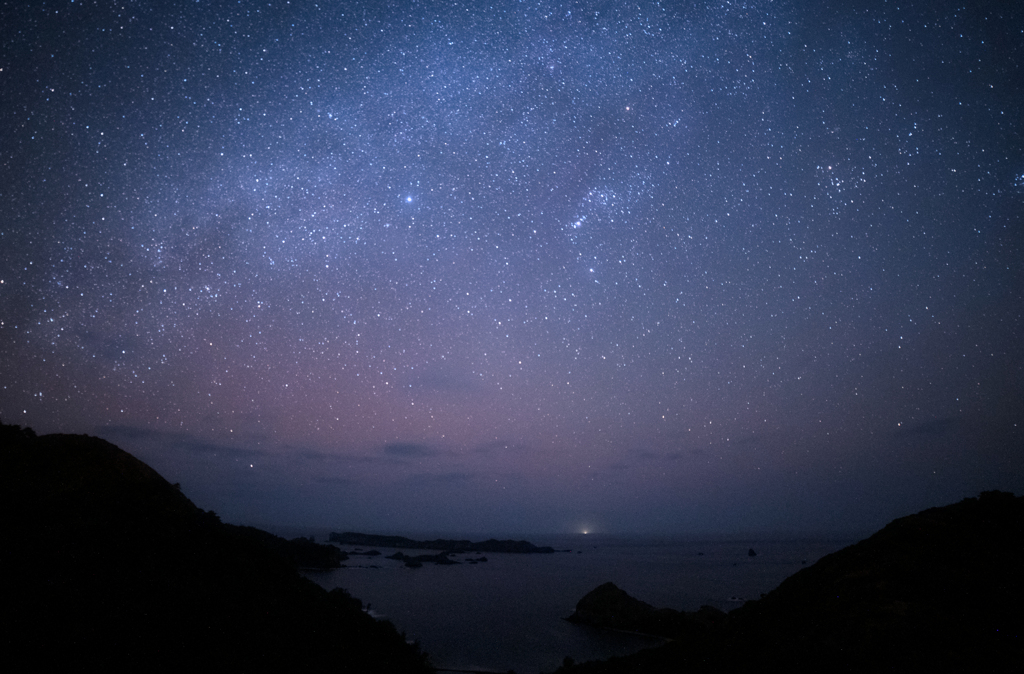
[0,422,433,673]
[330,531,555,554]
[559,491,1023,673]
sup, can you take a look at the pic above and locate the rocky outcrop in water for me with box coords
[566,582,725,639]
[387,550,460,567]
[567,582,657,628]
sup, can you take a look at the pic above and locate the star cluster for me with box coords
[2,0,1022,533]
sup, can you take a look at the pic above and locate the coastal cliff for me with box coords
[0,423,432,673]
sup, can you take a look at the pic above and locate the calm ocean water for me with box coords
[294,533,853,674]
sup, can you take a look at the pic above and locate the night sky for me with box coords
[2,0,1022,535]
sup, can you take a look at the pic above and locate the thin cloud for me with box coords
[403,364,489,395]
[384,442,437,457]
[97,425,262,459]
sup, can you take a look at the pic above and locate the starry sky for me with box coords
[2,0,1022,535]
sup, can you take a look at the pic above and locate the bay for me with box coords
[291,533,851,673]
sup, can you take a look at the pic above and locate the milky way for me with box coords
[2,0,1022,534]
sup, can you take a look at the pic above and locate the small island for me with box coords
[566,582,725,639]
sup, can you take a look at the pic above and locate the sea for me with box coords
[283,532,854,674]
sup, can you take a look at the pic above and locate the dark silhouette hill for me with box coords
[0,423,432,673]
[559,491,1023,673]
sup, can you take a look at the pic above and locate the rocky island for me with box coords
[566,582,725,639]
[330,531,555,554]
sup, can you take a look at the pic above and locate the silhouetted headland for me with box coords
[0,422,432,672]
[558,491,1023,673]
